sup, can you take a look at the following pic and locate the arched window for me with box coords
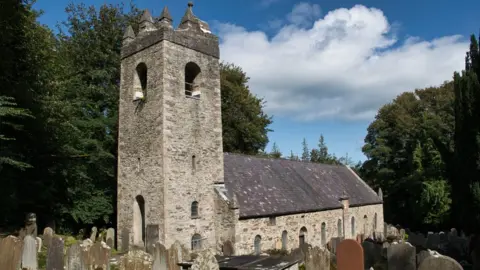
[134,63,147,100]
[299,227,307,247]
[351,216,356,237]
[373,213,378,231]
[337,219,342,237]
[363,215,368,235]
[281,230,288,250]
[191,234,202,251]
[185,62,201,98]
[254,235,261,255]
[133,195,146,245]
[321,222,326,246]
[191,201,199,218]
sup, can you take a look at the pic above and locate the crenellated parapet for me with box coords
[121,2,219,59]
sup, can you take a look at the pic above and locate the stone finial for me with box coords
[230,193,239,209]
[378,187,383,199]
[123,25,135,45]
[158,6,173,27]
[178,2,199,30]
[139,9,156,33]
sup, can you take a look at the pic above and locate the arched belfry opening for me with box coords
[184,62,201,98]
[133,195,146,245]
[133,63,147,101]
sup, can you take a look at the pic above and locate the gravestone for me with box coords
[191,249,219,270]
[146,224,160,255]
[121,228,130,252]
[152,242,168,270]
[46,236,64,270]
[21,235,38,270]
[362,240,381,269]
[82,238,93,248]
[106,228,115,248]
[387,242,416,270]
[119,249,153,270]
[336,239,364,270]
[168,241,183,270]
[418,254,463,270]
[222,240,234,256]
[86,241,111,270]
[66,242,86,270]
[43,227,53,248]
[305,246,330,270]
[36,237,42,252]
[90,226,98,242]
[0,235,23,270]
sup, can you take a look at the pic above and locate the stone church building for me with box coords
[116,3,384,255]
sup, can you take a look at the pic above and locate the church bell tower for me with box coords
[116,2,223,252]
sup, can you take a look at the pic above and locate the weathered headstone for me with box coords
[106,228,115,248]
[418,254,463,270]
[90,226,98,242]
[43,227,53,248]
[46,236,64,270]
[66,242,86,270]
[0,235,23,270]
[305,246,330,270]
[146,224,160,255]
[336,239,364,270]
[362,241,381,269]
[35,237,42,252]
[222,240,234,256]
[167,241,183,270]
[21,235,38,270]
[152,242,168,270]
[387,242,416,270]
[191,249,219,270]
[121,228,130,252]
[119,248,153,270]
[85,241,111,270]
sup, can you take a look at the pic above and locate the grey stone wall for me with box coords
[214,192,237,251]
[117,22,222,251]
[228,204,384,255]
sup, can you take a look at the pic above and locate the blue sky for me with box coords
[34,0,478,162]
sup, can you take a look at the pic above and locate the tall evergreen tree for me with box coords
[301,138,310,162]
[269,142,282,158]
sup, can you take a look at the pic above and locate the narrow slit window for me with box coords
[191,201,199,218]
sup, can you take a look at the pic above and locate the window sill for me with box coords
[191,216,200,219]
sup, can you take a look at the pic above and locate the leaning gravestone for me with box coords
[387,242,416,270]
[106,227,115,248]
[305,246,330,270]
[21,235,38,270]
[152,242,168,270]
[66,242,85,270]
[191,249,219,270]
[46,236,64,270]
[418,254,463,270]
[336,239,364,270]
[43,227,53,248]
[0,235,23,270]
[146,224,160,255]
[119,249,153,270]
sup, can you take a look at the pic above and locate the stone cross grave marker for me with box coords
[146,224,160,255]
[0,235,23,270]
[66,242,86,270]
[336,238,364,270]
[191,249,219,270]
[305,246,330,270]
[106,228,115,249]
[387,242,416,270]
[43,227,53,248]
[21,235,38,270]
[152,242,168,270]
[418,254,463,270]
[46,236,64,270]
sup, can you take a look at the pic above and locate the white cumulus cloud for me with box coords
[216,3,468,121]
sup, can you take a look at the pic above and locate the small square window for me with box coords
[268,217,276,226]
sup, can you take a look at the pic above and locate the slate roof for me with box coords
[222,153,382,219]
